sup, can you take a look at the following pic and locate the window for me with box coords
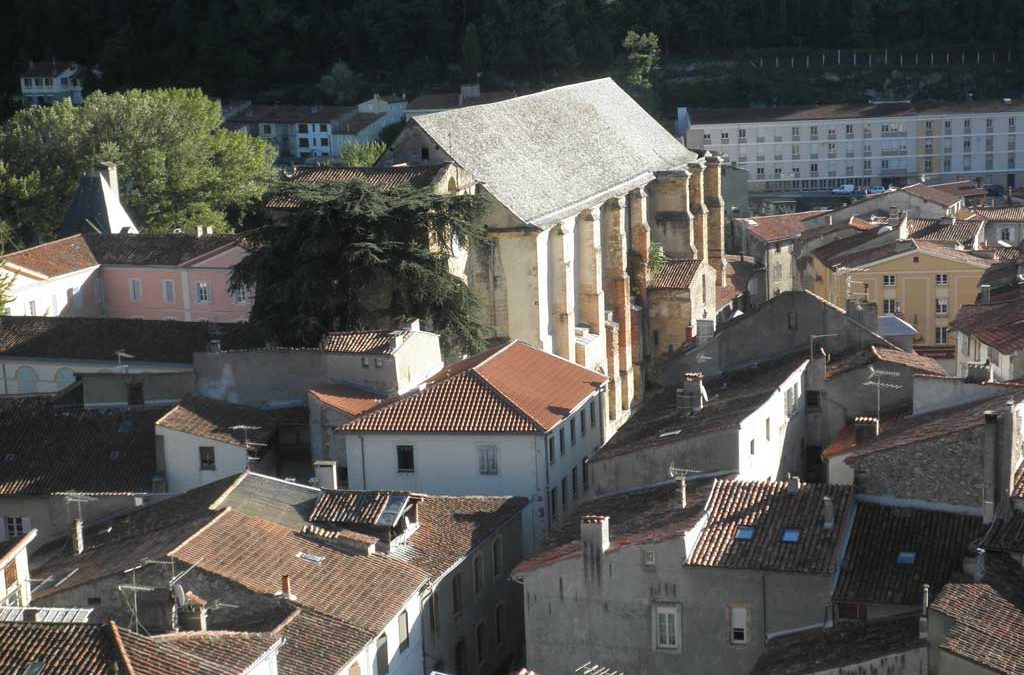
[420,147,429,161]
[297,123,309,133]
[582,458,590,491]
[781,529,801,543]
[232,285,253,305]
[1001,227,1012,242]
[738,128,746,139]
[55,367,75,389]
[398,610,409,651]
[730,606,749,644]
[427,593,439,635]
[262,124,271,134]
[883,274,896,287]
[451,573,463,615]
[298,137,309,148]
[127,382,144,406]
[964,119,971,129]
[765,418,771,441]
[375,634,388,675]
[572,467,578,498]
[26,300,36,316]
[1012,117,1017,129]
[936,326,948,344]
[129,278,142,302]
[495,604,505,645]
[750,439,755,455]
[195,282,210,303]
[319,123,328,132]
[475,621,487,666]
[473,555,484,594]
[806,390,821,410]
[492,537,504,576]
[703,133,711,143]
[935,273,948,285]
[199,446,215,471]
[559,427,565,455]
[883,299,898,314]
[477,444,498,475]
[547,436,555,464]
[453,639,466,675]
[655,605,681,650]
[936,298,948,316]
[846,124,854,134]
[320,137,329,147]
[3,563,15,588]
[162,279,175,304]
[397,445,415,473]
[963,139,971,152]
[4,517,25,541]
[720,132,729,142]
[590,399,597,428]
[735,526,755,540]
[561,477,567,510]
[580,407,587,436]
[549,488,558,524]
[896,551,917,566]
[15,367,38,394]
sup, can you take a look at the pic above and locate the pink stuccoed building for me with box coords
[2,232,252,322]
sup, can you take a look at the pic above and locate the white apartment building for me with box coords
[680,99,1024,193]
[19,61,84,105]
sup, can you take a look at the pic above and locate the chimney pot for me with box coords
[580,515,610,555]
[676,373,707,413]
[822,495,835,530]
[854,416,880,444]
[980,284,992,304]
[279,574,294,600]
[786,474,802,494]
[314,460,338,491]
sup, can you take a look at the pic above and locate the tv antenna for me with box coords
[862,365,902,420]
[115,350,135,373]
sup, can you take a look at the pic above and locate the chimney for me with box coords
[459,83,481,104]
[786,474,802,494]
[974,548,987,582]
[277,574,296,601]
[983,410,998,523]
[177,594,208,632]
[919,584,930,639]
[400,318,421,332]
[889,205,899,221]
[822,496,835,530]
[388,330,405,351]
[846,299,879,331]
[676,373,706,413]
[854,416,880,444]
[206,339,221,353]
[72,517,84,555]
[674,474,687,508]
[314,460,338,491]
[96,162,119,197]
[965,361,993,384]
[22,608,39,622]
[827,214,833,226]
[581,515,610,583]
[980,284,992,304]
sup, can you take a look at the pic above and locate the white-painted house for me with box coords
[339,340,608,550]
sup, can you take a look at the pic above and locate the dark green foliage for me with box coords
[231,180,488,356]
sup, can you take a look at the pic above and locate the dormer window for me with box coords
[896,551,916,566]
[735,526,755,541]
[781,529,801,543]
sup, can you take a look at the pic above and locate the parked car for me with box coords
[831,184,857,195]
[864,185,888,195]
[984,184,1005,197]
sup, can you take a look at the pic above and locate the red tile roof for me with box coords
[319,329,408,355]
[0,621,127,673]
[908,217,983,246]
[156,395,278,447]
[140,631,282,674]
[931,179,989,200]
[952,301,1024,353]
[872,346,948,376]
[822,238,995,270]
[835,502,983,606]
[408,90,516,111]
[341,340,605,433]
[308,489,401,526]
[514,478,718,576]
[22,61,78,78]
[931,552,1024,675]
[902,182,964,208]
[270,608,373,675]
[335,112,385,134]
[309,384,383,416]
[2,234,97,278]
[972,205,1024,222]
[746,210,828,243]
[237,104,352,124]
[984,509,1024,555]
[649,258,702,290]
[716,254,754,309]
[689,479,853,574]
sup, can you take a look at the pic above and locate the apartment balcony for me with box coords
[845,133,855,140]
[757,156,766,161]
[809,153,818,159]
[810,134,819,141]
[864,132,873,139]
[828,153,838,159]
[774,136,783,142]
[809,171,819,178]
[881,131,908,138]
[880,149,908,157]
[880,167,909,177]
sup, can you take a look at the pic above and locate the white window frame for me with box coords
[195,282,211,304]
[730,605,750,645]
[162,279,176,304]
[4,517,28,541]
[935,273,948,286]
[936,298,948,316]
[654,604,681,651]
[129,278,142,302]
[477,444,498,475]
[882,274,896,287]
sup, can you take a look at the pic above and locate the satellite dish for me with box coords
[172,583,187,607]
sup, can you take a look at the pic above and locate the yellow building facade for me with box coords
[808,244,991,347]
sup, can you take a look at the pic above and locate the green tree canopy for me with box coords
[340,140,387,167]
[318,61,366,104]
[0,89,276,244]
[231,180,488,356]
[623,30,661,92]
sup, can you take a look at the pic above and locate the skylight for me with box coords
[781,529,801,543]
[658,429,682,438]
[896,551,916,566]
[296,551,324,565]
[735,526,755,541]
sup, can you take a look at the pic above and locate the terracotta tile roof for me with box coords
[649,258,702,289]
[908,217,983,246]
[157,395,278,447]
[140,630,282,674]
[0,621,127,673]
[2,234,97,277]
[745,210,828,243]
[319,329,407,355]
[835,502,984,605]
[335,112,385,134]
[821,415,899,459]
[983,508,1024,554]
[309,489,403,526]
[22,61,78,78]
[270,608,373,675]
[903,182,963,208]
[309,384,383,416]
[0,406,165,496]
[931,552,1024,675]
[596,355,807,461]
[750,615,924,675]
[972,205,1024,222]
[0,316,263,363]
[341,340,605,433]
[872,346,948,376]
[169,509,429,633]
[266,164,447,209]
[688,479,853,574]
[931,179,989,200]
[407,90,516,111]
[716,254,754,309]
[822,238,995,270]
[514,478,718,576]
[952,301,1024,353]
[236,104,353,125]
[83,233,241,266]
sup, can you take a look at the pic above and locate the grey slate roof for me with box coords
[413,78,697,228]
[59,174,137,238]
[212,472,320,530]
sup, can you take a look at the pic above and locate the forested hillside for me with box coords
[4,0,1024,111]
